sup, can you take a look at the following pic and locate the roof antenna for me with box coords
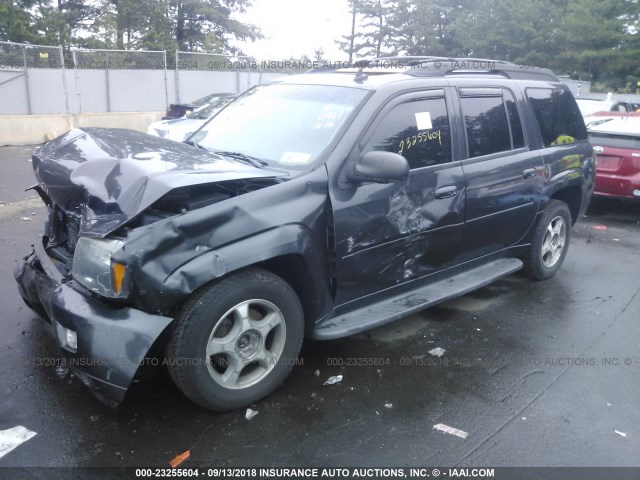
[354,67,368,83]
[353,59,368,83]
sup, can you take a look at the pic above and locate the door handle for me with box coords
[434,185,458,199]
[522,168,537,179]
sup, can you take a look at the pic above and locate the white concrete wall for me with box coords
[0,69,291,115]
[0,70,29,115]
[0,112,164,146]
[0,69,292,145]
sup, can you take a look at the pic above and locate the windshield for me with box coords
[190,83,369,169]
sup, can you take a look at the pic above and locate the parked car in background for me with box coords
[583,110,640,129]
[162,92,235,120]
[148,94,237,141]
[576,98,635,117]
[588,117,640,200]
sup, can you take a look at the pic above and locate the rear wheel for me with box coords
[523,200,572,280]
[166,268,304,411]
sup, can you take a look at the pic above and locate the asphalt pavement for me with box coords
[0,145,638,476]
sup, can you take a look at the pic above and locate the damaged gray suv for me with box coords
[15,58,594,411]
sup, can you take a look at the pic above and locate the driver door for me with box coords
[329,89,466,309]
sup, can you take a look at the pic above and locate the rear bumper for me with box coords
[14,239,173,407]
[595,172,640,199]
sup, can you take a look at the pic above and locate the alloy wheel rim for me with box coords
[541,216,566,268]
[205,299,286,389]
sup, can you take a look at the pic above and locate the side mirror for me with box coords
[346,151,409,184]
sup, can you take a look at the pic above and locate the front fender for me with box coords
[129,223,328,316]
[164,223,323,296]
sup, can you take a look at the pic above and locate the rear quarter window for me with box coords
[526,88,587,147]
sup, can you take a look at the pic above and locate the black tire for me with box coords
[523,200,572,280]
[166,268,304,411]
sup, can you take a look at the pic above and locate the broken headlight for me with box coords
[72,237,129,298]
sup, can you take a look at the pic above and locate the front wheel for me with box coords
[523,199,572,280]
[166,268,304,411]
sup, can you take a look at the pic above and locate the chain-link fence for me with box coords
[0,41,305,115]
[0,41,68,114]
[174,51,293,103]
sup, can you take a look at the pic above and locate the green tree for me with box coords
[171,0,260,53]
[0,0,38,43]
[552,0,635,84]
[385,0,468,56]
[29,0,98,49]
[452,0,558,64]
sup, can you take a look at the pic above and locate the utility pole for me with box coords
[348,0,357,64]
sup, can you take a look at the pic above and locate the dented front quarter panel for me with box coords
[18,127,332,405]
[115,167,332,319]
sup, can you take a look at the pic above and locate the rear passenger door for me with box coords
[456,87,543,258]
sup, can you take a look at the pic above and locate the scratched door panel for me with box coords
[331,91,466,307]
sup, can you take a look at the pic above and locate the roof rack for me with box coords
[306,56,559,82]
[373,56,512,66]
[397,58,559,81]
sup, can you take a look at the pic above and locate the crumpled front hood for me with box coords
[32,128,284,236]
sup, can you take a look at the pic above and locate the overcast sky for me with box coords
[233,0,353,60]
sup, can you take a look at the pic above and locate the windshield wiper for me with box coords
[184,139,209,150]
[213,150,268,168]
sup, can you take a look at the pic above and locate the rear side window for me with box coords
[526,88,587,147]
[364,95,452,169]
[460,88,525,158]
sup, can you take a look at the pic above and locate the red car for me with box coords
[588,117,640,200]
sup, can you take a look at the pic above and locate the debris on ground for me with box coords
[384,403,393,409]
[323,375,343,385]
[433,423,468,439]
[169,450,190,468]
[90,415,99,422]
[614,430,627,438]
[592,225,607,231]
[245,408,259,420]
[428,347,446,357]
[0,426,37,459]
[19,217,32,221]
[313,369,320,377]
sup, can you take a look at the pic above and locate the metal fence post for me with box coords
[105,50,111,112]
[59,45,70,114]
[175,50,180,103]
[21,46,32,114]
[72,49,81,113]
[163,50,168,111]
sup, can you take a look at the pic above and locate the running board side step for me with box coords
[310,258,523,340]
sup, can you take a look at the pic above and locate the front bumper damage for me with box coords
[15,237,173,407]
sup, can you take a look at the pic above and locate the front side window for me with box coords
[191,84,369,169]
[364,95,452,169]
[526,88,587,147]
